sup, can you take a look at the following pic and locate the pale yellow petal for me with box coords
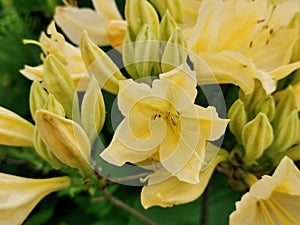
[55,6,110,46]
[107,20,127,48]
[19,65,43,81]
[0,107,34,147]
[269,61,300,80]
[92,0,123,20]
[0,173,70,225]
[250,29,298,72]
[141,149,228,209]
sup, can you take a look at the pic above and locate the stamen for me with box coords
[262,25,269,29]
[249,41,253,48]
[165,110,170,118]
[269,28,274,35]
[176,109,181,116]
[265,39,270,45]
[171,115,177,126]
[151,111,162,120]
[257,19,265,24]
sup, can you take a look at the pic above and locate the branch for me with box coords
[101,188,158,225]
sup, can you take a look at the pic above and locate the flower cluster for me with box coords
[0,0,300,224]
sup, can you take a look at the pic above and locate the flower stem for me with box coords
[101,188,158,225]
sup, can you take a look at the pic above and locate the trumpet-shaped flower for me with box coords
[54,0,126,47]
[230,157,300,225]
[100,64,229,184]
[141,147,228,209]
[188,0,300,94]
[0,173,70,225]
[0,107,34,147]
[20,21,89,90]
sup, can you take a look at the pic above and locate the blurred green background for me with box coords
[0,1,241,224]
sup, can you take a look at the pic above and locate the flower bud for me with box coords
[160,10,177,42]
[254,95,276,122]
[43,55,79,120]
[273,144,300,165]
[44,94,65,116]
[272,87,297,128]
[29,81,48,121]
[0,173,70,225]
[134,25,160,77]
[239,79,267,120]
[81,77,106,142]
[266,109,299,156]
[80,31,126,95]
[228,99,248,144]
[125,0,159,40]
[149,0,183,23]
[123,29,139,79]
[33,127,63,169]
[35,110,93,176]
[0,107,34,147]
[161,27,187,72]
[241,113,273,165]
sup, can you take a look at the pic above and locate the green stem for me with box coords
[200,182,211,225]
[101,188,158,225]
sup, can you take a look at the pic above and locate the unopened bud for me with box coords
[161,27,187,72]
[123,29,139,79]
[80,31,126,95]
[44,94,65,116]
[81,77,106,142]
[125,0,159,40]
[33,127,63,169]
[273,87,297,128]
[266,110,299,156]
[134,25,160,77]
[30,81,48,121]
[35,110,93,176]
[228,99,248,144]
[160,10,177,42]
[43,55,79,120]
[254,95,276,122]
[241,113,273,165]
[273,144,300,165]
[149,0,183,23]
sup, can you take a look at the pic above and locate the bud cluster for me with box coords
[225,79,299,190]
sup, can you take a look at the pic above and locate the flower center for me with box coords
[151,109,181,126]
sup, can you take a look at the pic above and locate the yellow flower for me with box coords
[20,21,89,90]
[100,64,228,184]
[230,157,300,225]
[54,0,126,47]
[141,147,228,209]
[0,107,34,147]
[0,173,70,225]
[188,0,300,94]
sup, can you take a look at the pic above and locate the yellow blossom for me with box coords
[20,21,89,90]
[141,148,228,209]
[0,173,70,225]
[0,107,34,147]
[100,64,228,184]
[230,157,300,225]
[188,0,300,94]
[54,0,125,47]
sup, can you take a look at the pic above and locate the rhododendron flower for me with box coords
[20,21,89,90]
[0,173,70,225]
[101,64,228,184]
[55,0,126,47]
[230,157,300,225]
[188,0,300,94]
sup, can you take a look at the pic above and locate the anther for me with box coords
[176,109,181,116]
[171,115,177,126]
[265,39,270,45]
[165,110,170,118]
[269,28,274,35]
[257,19,265,23]
[249,41,253,48]
[263,25,269,29]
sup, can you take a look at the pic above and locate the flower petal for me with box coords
[141,149,228,209]
[92,0,123,20]
[0,107,34,147]
[55,6,110,45]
